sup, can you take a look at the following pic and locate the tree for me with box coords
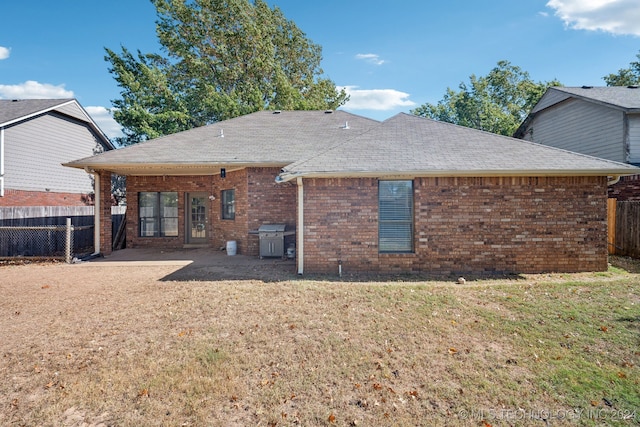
[106,0,348,146]
[603,51,640,86]
[412,61,560,136]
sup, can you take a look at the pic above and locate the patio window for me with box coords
[378,180,414,253]
[221,189,235,220]
[139,192,179,237]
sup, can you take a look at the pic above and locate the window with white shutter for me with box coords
[378,180,414,253]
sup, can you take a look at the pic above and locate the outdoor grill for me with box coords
[258,224,294,258]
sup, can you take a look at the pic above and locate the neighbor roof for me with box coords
[514,86,640,139]
[64,110,379,176]
[277,113,640,181]
[0,98,115,150]
[539,86,640,112]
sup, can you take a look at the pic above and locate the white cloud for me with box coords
[355,53,386,66]
[0,80,74,99]
[547,0,640,36]
[85,106,123,140]
[0,46,10,60]
[339,86,415,111]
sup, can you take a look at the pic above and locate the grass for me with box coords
[0,257,638,426]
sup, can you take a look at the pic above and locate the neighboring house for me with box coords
[0,98,114,206]
[65,110,638,275]
[514,86,640,200]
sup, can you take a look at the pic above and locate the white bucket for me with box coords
[286,245,296,259]
[226,240,237,256]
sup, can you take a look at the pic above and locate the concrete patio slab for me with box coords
[80,248,298,282]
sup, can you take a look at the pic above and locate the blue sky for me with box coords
[1,0,640,140]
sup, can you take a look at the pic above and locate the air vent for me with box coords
[324,110,333,114]
[273,110,281,114]
[581,85,593,89]
[628,85,639,89]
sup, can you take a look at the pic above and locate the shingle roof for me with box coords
[551,86,640,111]
[65,110,379,174]
[65,109,639,179]
[0,98,76,125]
[277,113,640,181]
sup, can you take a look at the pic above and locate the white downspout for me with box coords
[85,167,101,255]
[0,127,5,197]
[608,175,621,186]
[297,177,304,275]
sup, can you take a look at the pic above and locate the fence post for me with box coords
[65,217,72,263]
[608,198,617,255]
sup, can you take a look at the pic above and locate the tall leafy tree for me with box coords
[603,51,640,86]
[412,61,560,136]
[106,0,348,146]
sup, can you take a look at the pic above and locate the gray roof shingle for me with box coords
[551,86,640,111]
[0,98,76,125]
[65,110,639,178]
[65,110,378,173]
[278,113,640,180]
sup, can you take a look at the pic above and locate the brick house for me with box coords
[0,98,114,206]
[514,86,640,200]
[65,110,639,275]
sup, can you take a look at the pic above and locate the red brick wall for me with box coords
[126,175,215,250]
[608,174,640,201]
[246,168,296,255]
[0,189,92,206]
[123,168,294,255]
[99,171,113,255]
[302,176,608,275]
[212,169,249,253]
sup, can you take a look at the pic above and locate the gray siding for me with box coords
[527,98,625,163]
[531,89,571,113]
[628,114,640,164]
[4,113,102,193]
[56,101,91,122]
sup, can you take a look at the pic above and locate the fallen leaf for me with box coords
[41,285,50,289]
[372,383,383,391]
[600,326,608,332]
[448,347,458,355]
[328,413,336,423]
[617,372,627,379]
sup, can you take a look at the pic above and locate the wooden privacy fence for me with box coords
[608,198,640,258]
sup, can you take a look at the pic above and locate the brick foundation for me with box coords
[302,176,608,275]
[0,189,92,206]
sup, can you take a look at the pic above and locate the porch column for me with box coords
[99,170,113,255]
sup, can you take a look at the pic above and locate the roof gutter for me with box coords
[276,168,640,183]
[608,175,621,186]
[296,177,304,275]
